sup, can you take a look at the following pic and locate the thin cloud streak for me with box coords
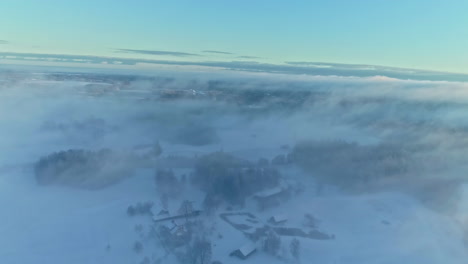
[115,49,200,57]
[237,56,261,59]
[203,50,234,55]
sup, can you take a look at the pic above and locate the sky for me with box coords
[1,0,468,73]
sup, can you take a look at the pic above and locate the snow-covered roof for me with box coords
[239,243,256,257]
[171,225,186,236]
[158,220,177,230]
[254,187,283,198]
[151,208,170,221]
[151,207,169,215]
[271,214,288,223]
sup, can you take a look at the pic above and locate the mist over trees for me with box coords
[183,237,212,264]
[41,117,113,140]
[7,68,468,264]
[155,169,182,198]
[290,238,300,262]
[263,230,281,256]
[290,140,411,190]
[34,149,135,189]
[168,122,219,146]
[192,152,281,206]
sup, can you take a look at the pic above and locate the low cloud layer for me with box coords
[3,51,468,82]
[115,48,200,57]
[2,67,468,211]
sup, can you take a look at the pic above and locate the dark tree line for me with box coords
[290,140,410,189]
[155,169,183,198]
[192,152,281,208]
[34,148,134,188]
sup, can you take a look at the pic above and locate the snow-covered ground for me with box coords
[1,69,468,264]
[1,164,466,264]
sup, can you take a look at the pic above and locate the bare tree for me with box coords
[185,237,212,264]
[195,238,212,264]
[263,230,281,256]
[290,238,300,262]
[153,141,163,157]
[160,194,169,211]
[133,241,143,254]
[178,200,194,223]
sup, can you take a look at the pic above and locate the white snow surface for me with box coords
[1,163,467,264]
[0,73,468,264]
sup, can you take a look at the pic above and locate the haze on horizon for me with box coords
[1,0,468,74]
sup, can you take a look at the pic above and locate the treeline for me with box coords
[290,140,411,190]
[191,152,281,208]
[34,149,135,189]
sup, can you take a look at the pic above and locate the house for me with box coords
[269,214,288,225]
[153,201,201,223]
[151,208,170,221]
[253,187,288,209]
[158,209,169,216]
[171,225,187,237]
[230,243,257,260]
[158,220,191,248]
[254,187,283,199]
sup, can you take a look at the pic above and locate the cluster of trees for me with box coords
[127,201,154,216]
[155,219,214,264]
[157,224,192,249]
[271,154,293,166]
[155,169,183,198]
[205,81,318,111]
[41,117,112,139]
[262,230,300,261]
[303,213,320,229]
[191,152,281,208]
[290,140,410,190]
[182,236,212,264]
[263,230,281,256]
[152,142,163,157]
[34,148,134,188]
[290,238,300,262]
[169,122,219,146]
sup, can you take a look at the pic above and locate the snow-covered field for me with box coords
[1,68,468,264]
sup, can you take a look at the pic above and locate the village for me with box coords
[125,153,335,264]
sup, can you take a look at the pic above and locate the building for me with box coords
[151,208,170,221]
[253,187,287,209]
[153,201,201,223]
[230,243,257,260]
[269,214,288,225]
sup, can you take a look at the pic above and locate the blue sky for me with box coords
[1,0,467,73]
